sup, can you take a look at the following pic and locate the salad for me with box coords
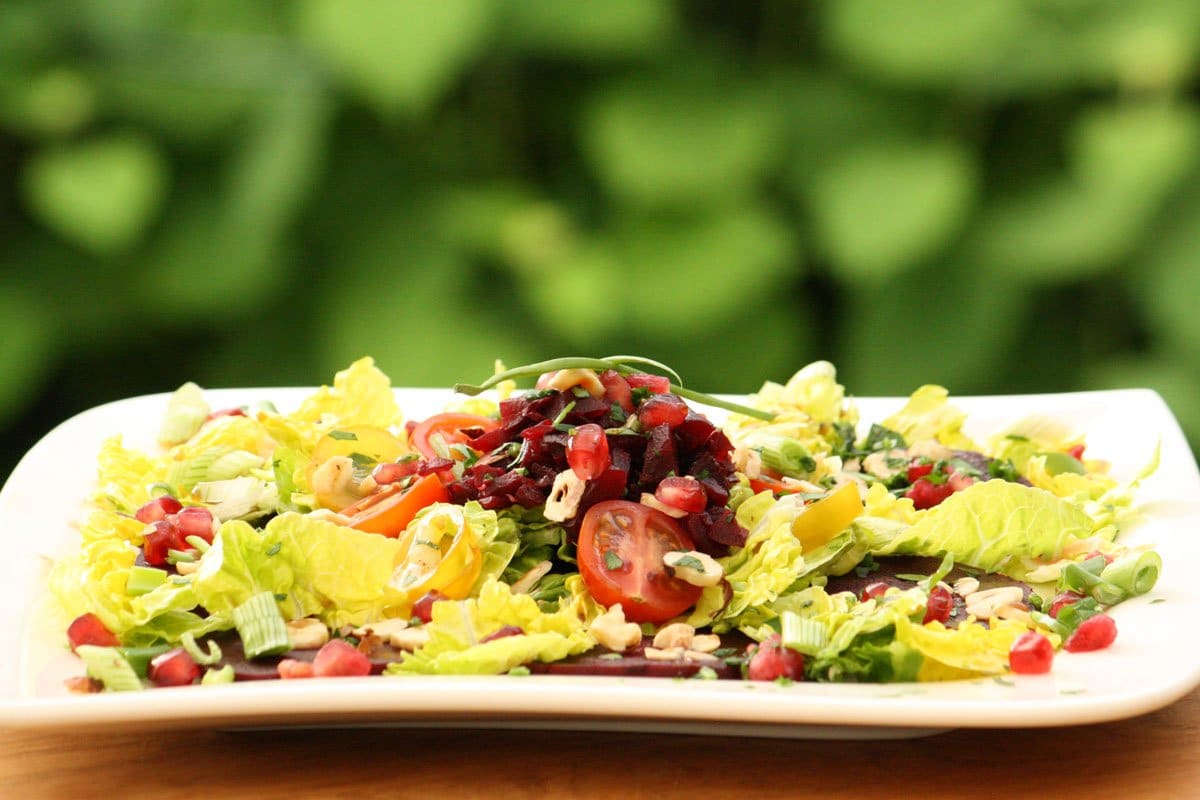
[51,356,1163,691]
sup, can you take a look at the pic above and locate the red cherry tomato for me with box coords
[410,413,499,461]
[577,500,702,624]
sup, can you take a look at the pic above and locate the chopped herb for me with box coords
[631,386,653,405]
[1060,688,1087,695]
[571,386,591,398]
[861,424,906,454]
[273,593,287,602]
[854,554,880,578]
[988,458,1022,482]
[711,647,738,659]
[693,666,718,681]
[552,401,576,426]
[328,430,358,441]
[773,677,795,687]
[265,542,282,557]
[507,666,531,676]
[1149,598,1166,605]
[894,573,927,582]
[603,551,624,570]
[1005,434,1030,442]
[349,451,377,470]
[993,677,1015,687]
[598,653,624,661]
[671,555,704,572]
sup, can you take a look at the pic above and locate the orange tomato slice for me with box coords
[343,474,451,537]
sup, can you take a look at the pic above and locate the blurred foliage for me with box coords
[2,0,1200,477]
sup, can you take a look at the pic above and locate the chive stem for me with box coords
[125,565,169,596]
[454,356,775,421]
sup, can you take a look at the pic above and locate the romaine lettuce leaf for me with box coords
[292,356,402,429]
[388,578,595,675]
[880,385,976,449]
[191,513,409,626]
[872,479,1092,578]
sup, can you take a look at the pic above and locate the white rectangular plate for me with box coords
[2,386,1198,738]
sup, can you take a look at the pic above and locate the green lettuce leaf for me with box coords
[388,579,595,675]
[191,513,409,627]
[880,384,975,449]
[872,479,1093,579]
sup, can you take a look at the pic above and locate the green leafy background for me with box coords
[2,0,1199,478]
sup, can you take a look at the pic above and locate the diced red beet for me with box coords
[638,424,678,486]
[66,613,121,651]
[673,413,718,454]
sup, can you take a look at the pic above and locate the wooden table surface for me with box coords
[3,685,1196,800]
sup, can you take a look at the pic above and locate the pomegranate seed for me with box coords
[1009,631,1054,674]
[134,495,183,524]
[372,459,419,485]
[567,423,611,481]
[1067,444,1086,460]
[906,478,954,510]
[206,407,247,421]
[148,648,201,687]
[906,461,934,482]
[946,471,976,492]
[481,625,524,643]
[169,506,215,544]
[923,584,954,624]
[598,370,634,414]
[411,590,449,624]
[746,634,805,682]
[141,520,178,566]
[638,394,689,429]
[278,659,314,679]
[625,373,670,394]
[1049,591,1086,618]
[312,639,371,677]
[860,581,891,602]
[654,476,707,513]
[1064,613,1117,652]
[66,613,120,651]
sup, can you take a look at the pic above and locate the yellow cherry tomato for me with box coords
[389,505,483,609]
[307,425,406,509]
[792,481,863,552]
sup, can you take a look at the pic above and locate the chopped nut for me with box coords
[952,576,980,597]
[510,560,553,594]
[652,622,696,650]
[588,605,643,652]
[310,455,358,507]
[732,446,763,479]
[544,469,586,522]
[175,560,199,576]
[689,634,721,653]
[306,508,351,526]
[643,646,685,661]
[542,368,605,396]
[683,649,721,664]
[640,492,688,519]
[357,475,378,496]
[286,618,330,650]
[861,449,908,481]
[663,550,724,588]
[964,586,1026,620]
[907,439,954,462]
[384,626,430,651]
[994,603,1033,626]
[352,618,409,639]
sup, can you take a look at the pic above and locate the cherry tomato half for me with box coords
[410,413,499,461]
[342,473,451,537]
[577,500,702,624]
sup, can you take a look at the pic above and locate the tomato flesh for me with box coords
[577,500,701,624]
[411,413,498,461]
